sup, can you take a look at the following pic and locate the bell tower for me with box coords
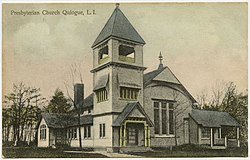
[91,4,146,148]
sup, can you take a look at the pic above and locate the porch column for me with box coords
[123,124,126,146]
[219,128,222,138]
[119,126,123,147]
[147,126,150,147]
[210,128,213,147]
[237,127,240,147]
[144,123,148,147]
[225,136,227,147]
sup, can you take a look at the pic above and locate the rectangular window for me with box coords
[68,128,77,139]
[88,126,91,138]
[154,102,160,134]
[73,128,77,139]
[201,127,210,138]
[162,102,167,134]
[84,126,91,138]
[99,123,106,138]
[40,125,46,140]
[96,88,108,102]
[120,87,139,100]
[69,128,72,138]
[169,103,174,134]
[153,101,175,135]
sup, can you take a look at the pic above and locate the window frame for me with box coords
[153,100,175,136]
[40,124,47,140]
[201,127,211,139]
[120,87,139,100]
[96,88,108,103]
[99,123,106,138]
[84,125,91,139]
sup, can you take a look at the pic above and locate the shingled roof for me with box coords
[143,66,166,87]
[92,6,145,48]
[41,113,93,128]
[190,109,240,128]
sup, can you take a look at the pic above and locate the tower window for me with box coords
[99,46,109,64]
[119,45,135,63]
[96,88,108,102]
[120,87,139,100]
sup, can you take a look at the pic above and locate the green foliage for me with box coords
[45,88,71,113]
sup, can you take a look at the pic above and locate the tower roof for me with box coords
[92,5,145,48]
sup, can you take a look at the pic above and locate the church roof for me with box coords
[112,102,153,127]
[41,113,93,129]
[92,6,145,48]
[190,109,240,128]
[143,64,196,103]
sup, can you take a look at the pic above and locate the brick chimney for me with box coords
[74,83,84,109]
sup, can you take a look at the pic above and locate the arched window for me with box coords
[40,124,46,140]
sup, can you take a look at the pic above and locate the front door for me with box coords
[126,124,139,146]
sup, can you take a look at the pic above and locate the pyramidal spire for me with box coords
[158,52,164,70]
[92,4,145,48]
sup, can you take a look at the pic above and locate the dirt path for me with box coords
[65,150,143,158]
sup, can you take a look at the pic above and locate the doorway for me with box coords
[126,123,144,146]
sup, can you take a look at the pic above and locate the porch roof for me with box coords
[190,109,240,128]
[42,113,93,129]
[112,102,154,127]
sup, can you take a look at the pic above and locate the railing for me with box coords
[98,56,109,64]
[119,55,135,63]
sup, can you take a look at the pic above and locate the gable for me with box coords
[112,102,153,127]
[153,66,180,84]
[128,107,145,118]
[39,118,48,128]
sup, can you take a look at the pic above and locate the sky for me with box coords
[2,3,248,101]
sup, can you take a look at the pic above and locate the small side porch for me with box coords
[189,109,241,150]
[199,126,240,149]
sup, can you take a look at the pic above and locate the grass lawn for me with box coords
[129,145,248,157]
[2,147,108,158]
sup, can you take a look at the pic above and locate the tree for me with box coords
[64,63,84,149]
[3,82,45,145]
[172,90,192,146]
[196,81,248,146]
[45,88,71,113]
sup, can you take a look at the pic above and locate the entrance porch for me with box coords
[112,102,154,152]
[119,118,150,147]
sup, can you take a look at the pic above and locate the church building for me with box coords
[37,4,241,152]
